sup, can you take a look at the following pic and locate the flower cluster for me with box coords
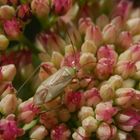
[1,0,140,139]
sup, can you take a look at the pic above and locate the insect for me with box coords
[33,66,77,105]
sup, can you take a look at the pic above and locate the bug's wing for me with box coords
[34,67,73,105]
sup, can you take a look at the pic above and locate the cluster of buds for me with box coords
[1,0,140,139]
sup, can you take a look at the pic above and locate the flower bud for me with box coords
[78,106,94,121]
[97,45,118,64]
[16,4,32,22]
[64,91,85,112]
[0,114,24,140]
[84,88,101,107]
[79,17,93,34]
[0,34,9,50]
[122,79,135,88]
[130,8,140,19]
[95,58,114,80]
[72,127,89,140]
[31,0,50,18]
[111,16,123,30]
[118,49,131,61]
[129,43,140,62]
[0,5,15,20]
[51,124,71,140]
[115,108,140,132]
[65,44,77,55]
[39,62,57,81]
[102,23,117,44]
[82,116,98,134]
[51,51,64,68]
[115,88,135,107]
[53,0,72,15]
[58,108,71,122]
[133,34,140,43]
[96,14,109,29]
[126,18,140,35]
[30,125,48,140]
[107,75,123,89]
[18,98,39,123]
[115,130,128,140]
[97,123,117,140]
[0,64,16,81]
[81,40,97,54]
[85,25,103,47]
[39,111,58,129]
[100,84,115,101]
[3,18,22,40]
[95,101,118,123]
[0,94,17,115]
[117,31,132,50]
[115,60,136,79]
[79,52,96,70]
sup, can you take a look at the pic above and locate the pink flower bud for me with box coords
[95,101,118,123]
[51,124,71,140]
[30,125,48,140]
[85,25,103,47]
[96,14,109,29]
[95,58,114,80]
[31,0,50,18]
[0,5,15,20]
[0,114,24,140]
[0,34,9,50]
[97,45,118,64]
[111,16,123,30]
[64,91,85,112]
[16,4,32,22]
[79,17,93,34]
[129,43,140,62]
[126,18,140,35]
[0,64,16,81]
[39,111,58,129]
[115,108,140,132]
[84,88,101,107]
[39,62,57,81]
[0,93,17,115]
[97,123,117,140]
[117,31,132,50]
[102,24,117,44]
[115,88,136,107]
[53,0,72,15]
[112,0,132,20]
[18,98,39,123]
[115,60,136,79]
[3,18,22,40]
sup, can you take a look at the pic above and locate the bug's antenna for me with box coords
[64,24,77,67]
[17,64,41,95]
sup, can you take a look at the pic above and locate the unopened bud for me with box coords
[0,5,15,20]
[51,51,64,68]
[122,79,135,88]
[85,25,103,47]
[0,34,9,50]
[78,106,94,121]
[102,24,117,44]
[81,40,97,54]
[126,18,140,35]
[0,94,17,115]
[30,125,48,140]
